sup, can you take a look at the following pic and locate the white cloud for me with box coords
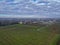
[13,0,22,3]
[0,0,60,18]
[36,3,46,5]
[48,0,60,2]
[0,15,48,18]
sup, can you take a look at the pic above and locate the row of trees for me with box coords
[0,20,19,26]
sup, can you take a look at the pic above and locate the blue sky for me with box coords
[0,0,60,18]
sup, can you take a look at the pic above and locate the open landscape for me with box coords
[0,0,60,45]
[0,22,60,45]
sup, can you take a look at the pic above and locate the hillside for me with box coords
[0,24,60,45]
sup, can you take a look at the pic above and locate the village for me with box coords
[0,18,59,26]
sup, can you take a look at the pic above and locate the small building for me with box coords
[19,22,23,24]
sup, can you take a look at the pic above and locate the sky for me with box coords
[0,0,60,18]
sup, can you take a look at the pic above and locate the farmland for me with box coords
[0,24,60,45]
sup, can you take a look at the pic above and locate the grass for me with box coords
[50,34,60,45]
[0,24,60,45]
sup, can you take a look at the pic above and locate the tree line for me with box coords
[0,20,19,26]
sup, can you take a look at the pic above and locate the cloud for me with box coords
[12,0,22,3]
[0,14,48,18]
[0,0,60,18]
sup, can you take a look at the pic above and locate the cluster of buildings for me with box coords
[0,18,60,26]
[19,18,57,25]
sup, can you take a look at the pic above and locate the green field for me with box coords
[0,24,60,45]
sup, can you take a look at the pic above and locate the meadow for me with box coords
[0,24,60,45]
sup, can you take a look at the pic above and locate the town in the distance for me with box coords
[0,18,60,26]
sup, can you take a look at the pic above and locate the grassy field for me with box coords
[0,24,60,45]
